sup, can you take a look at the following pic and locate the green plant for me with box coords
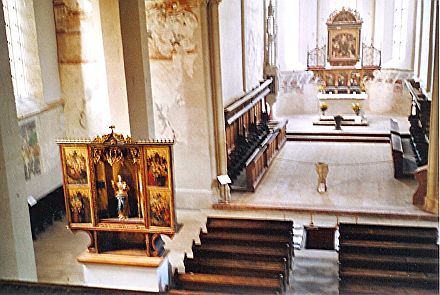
[320,102,328,112]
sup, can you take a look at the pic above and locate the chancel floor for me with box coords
[224,114,435,221]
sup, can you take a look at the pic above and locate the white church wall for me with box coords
[99,0,130,135]
[278,0,300,71]
[34,0,62,104]
[19,105,64,201]
[418,0,433,92]
[243,0,265,91]
[219,0,244,106]
[298,0,317,69]
[0,3,37,280]
[277,71,317,116]
[54,0,112,139]
[276,0,417,118]
[8,0,65,201]
[146,2,216,209]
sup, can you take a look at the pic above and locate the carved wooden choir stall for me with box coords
[224,79,287,192]
[57,127,177,292]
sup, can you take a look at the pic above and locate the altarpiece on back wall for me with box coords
[57,127,177,258]
[307,7,381,122]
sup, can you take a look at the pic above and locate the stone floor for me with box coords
[30,114,437,293]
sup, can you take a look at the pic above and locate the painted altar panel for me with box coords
[144,145,175,230]
[145,146,171,189]
[60,145,94,226]
[328,27,360,66]
[58,130,177,257]
[148,188,173,228]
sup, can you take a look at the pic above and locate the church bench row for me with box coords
[173,271,283,294]
[29,186,65,240]
[183,254,288,290]
[339,223,439,294]
[405,79,430,166]
[389,119,418,178]
[172,217,294,294]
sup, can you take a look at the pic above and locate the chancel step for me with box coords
[286,132,389,143]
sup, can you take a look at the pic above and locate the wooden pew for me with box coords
[171,217,292,294]
[389,119,417,178]
[339,223,439,294]
[206,216,293,235]
[29,186,65,240]
[173,270,283,294]
[184,254,288,290]
[191,241,290,265]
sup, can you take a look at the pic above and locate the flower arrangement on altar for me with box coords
[352,102,362,116]
[320,102,328,115]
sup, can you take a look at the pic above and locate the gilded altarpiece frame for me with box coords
[58,129,176,257]
[327,8,362,67]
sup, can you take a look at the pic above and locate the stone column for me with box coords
[53,0,112,138]
[208,0,230,203]
[264,0,279,119]
[99,0,130,135]
[0,4,37,281]
[118,0,155,139]
[424,1,439,214]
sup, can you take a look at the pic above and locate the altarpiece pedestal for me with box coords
[57,127,177,292]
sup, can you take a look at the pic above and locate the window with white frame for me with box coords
[392,0,409,66]
[2,0,44,115]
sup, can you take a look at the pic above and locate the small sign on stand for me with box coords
[217,175,231,203]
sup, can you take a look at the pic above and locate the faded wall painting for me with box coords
[148,188,171,227]
[145,0,198,60]
[20,119,41,181]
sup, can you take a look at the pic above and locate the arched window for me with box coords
[392,0,409,64]
[2,0,44,115]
